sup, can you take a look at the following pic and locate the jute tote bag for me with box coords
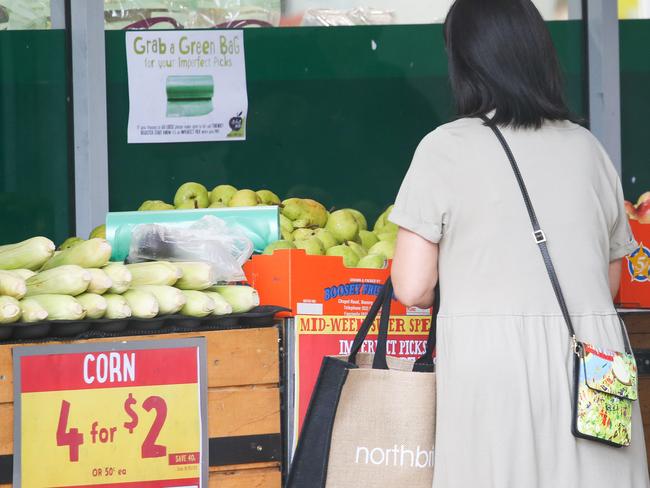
[287,279,439,488]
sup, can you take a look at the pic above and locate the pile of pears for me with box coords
[265,202,397,269]
[137,181,398,269]
[138,182,281,211]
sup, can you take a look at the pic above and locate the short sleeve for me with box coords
[609,174,638,261]
[388,131,453,244]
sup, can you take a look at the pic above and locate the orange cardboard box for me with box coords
[243,249,429,317]
[617,220,650,308]
[244,249,434,446]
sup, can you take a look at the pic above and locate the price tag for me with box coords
[13,338,208,487]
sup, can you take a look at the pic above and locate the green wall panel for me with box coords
[106,22,585,224]
[620,20,650,202]
[0,30,71,246]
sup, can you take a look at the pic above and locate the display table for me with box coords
[621,310,650,470]
[0,324,283,487]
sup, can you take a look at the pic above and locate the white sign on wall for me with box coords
[126,30,248,144]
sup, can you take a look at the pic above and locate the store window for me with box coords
[0,0,53,30]
[102,0,583,30]
[284,0,582,26]
[619,0,650,18]
[104,0,282,29]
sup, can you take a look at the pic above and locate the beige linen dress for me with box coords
[389,116,650,487]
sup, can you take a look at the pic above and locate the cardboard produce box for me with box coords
[617,220,650,308]
[244,249,434,451]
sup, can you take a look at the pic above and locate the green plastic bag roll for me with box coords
[166,75,214,100]
[166,75,214,118]
[166,99,214,118]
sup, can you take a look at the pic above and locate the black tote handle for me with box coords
[371,280,394,369]
[348,278,439,371]
[348,280,391,365]
[413,285,440,372]
[374,282,439,370]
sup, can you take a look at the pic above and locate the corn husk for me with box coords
[28,294,86,320]
[0,270,27,299]
[103,294,132,319]
[122,289,159,318]
[207,285,260,313]
[179,290,215,317]
[41,238,112,271]
[86,268,112,295]
[19,297,48,323]
[126,261,182,287]
[0,237,55,271]
[133,285,186,315]
[26,265,91,297]
[102,263,132,294]
[0,296,21,324]
[203,291,233,315]
[173,262,215,290]
[8,269,36,280]
[75,293,108,319]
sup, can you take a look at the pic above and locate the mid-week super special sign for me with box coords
[294,314,432,435]
[13,338,208,488]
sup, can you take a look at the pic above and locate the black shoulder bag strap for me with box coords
[481,115,632,355]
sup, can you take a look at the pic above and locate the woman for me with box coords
[389,0,650,486]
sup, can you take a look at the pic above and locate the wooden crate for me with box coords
[0,326,283,487]
[623,312,650,472]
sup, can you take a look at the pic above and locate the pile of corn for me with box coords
[0,236,259,324]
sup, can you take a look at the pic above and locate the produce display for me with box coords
[0,234,260,326]
[267,203,397,268]
[63,182,397,270]
[625,192,650,223]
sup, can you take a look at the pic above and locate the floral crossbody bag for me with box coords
[482,116,638,447]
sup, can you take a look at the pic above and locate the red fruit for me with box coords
[624,201,638,220]
[637,200,650,224]
[636,191,650,207]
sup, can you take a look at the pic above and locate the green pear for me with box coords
[209,201,227,208]
[209,184,238,205]
[368,240,395,259]
[377,232,397,243]
[346,241,367,258]
[176,200,200,209]
[325,209,360,243]
[89,224,106,240]
[342,208,367,231]
[281,198,328,228]
[356,254,387,269]
[257,189,281,205]
[263,240,296,255]
[326,244,360,267]
[138,200,175,211]
[229,189,261,207]
[359,230,379,250]
[58,237,84,251]
[381,221,399,234]
[292,228,317,241]
[294,237,325,256]
[174,182,209,208]
[280,214,294,241]
[373,204,395,232]
[314,229,338,250]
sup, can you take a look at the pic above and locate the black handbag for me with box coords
[482,115,638,447]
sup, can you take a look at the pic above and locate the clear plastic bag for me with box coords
[128,216,254,282]
[301,7,395,26]
[104,0,281,29]
[0,1,51,30]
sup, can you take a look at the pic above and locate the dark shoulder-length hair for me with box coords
[444,0,572,129]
